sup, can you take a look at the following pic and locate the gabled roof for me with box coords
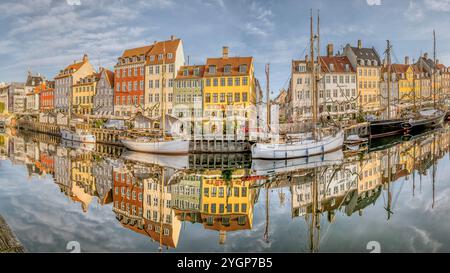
[26,73,45,87]
[175,65,205,79]
[348,45,381,64]
[100,68,115,87]
[204,56,253,77]
[319,56,355,73]
[55,56,89,79]
[146,38,181,65]
[121,45,153,58]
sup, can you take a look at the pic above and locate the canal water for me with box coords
[0,125,449,253]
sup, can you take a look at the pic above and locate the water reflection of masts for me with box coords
[263,182,270,244]
[385,148,393,221]
[432,132,436,209]
[159,167,165,252]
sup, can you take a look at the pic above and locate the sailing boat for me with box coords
[369,40,408,139]
[121,41,189,154]
[403,31,446,132]
[251,11,344,160]
[370,37,445,139]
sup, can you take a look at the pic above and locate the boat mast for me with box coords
[419,50,423,109]
[386,40,392,119]
[310,10,318,139]
[161,41,166,139]
[265,63,271,134]
[433,30,437,109]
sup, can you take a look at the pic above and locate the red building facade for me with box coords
[114,45,153,117]
[39,81,55,111]
[112,167,144,221]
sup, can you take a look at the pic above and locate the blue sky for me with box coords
[1,0,450,96]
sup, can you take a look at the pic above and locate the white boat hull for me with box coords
[60,129,96,143]
[121,139,189,154]
[121,150,189,169]
[252,149,344,176]
[251,130,344,160]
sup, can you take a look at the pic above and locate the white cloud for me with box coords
[366,0,382,6]
[424,0,450,11]
[240,1,274,37]
[404,1,425,22]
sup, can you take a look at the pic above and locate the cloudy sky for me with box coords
[1,0,450,95]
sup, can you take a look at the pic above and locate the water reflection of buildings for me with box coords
[113,156,182,250]
[1,126,449,251]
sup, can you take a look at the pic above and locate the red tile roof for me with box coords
[319,56,355,73]
[204,56,253,77]
[121,45,153,58]
[175,65,205,79]
[146,38,181,65]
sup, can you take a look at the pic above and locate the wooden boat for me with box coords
[402,109,445,133]
[252,130,344,160]
[251,149,343,176]
[252,13,344,160]
[60,127,96,143]
[121,137,189,155]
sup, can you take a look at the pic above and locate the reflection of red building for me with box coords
[37,152,55,175]
[114,45,153,116]
[112,168,144,221]
[116,218,178,249]
[39,81,55,111]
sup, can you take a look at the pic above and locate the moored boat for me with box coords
[402,109,445,133]
[60,127,96,143]
[251,149,343,176]
[120,137,189,155]
[251,130,344,160]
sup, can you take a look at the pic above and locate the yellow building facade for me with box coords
[203,47,255,135]
[397,65,415,103]
[344,41,382,114]
[72,73,99,115]
[200,169,255,243]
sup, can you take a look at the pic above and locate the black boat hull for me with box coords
[369,119,405,139]
[403,113,445,133]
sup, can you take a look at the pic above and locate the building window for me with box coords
[239,65,247,73]
[235,78,240,86]
[209,65,216,74]
[242,92,247,102]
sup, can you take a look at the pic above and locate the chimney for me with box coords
[170,35,175,40]
[436,59,439,65]
[327,43,334,57]
[222,46,229,59]
[357,39,362,49]
[424,52,428,59]
[83,54,88,62]
[405,56,409,65]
